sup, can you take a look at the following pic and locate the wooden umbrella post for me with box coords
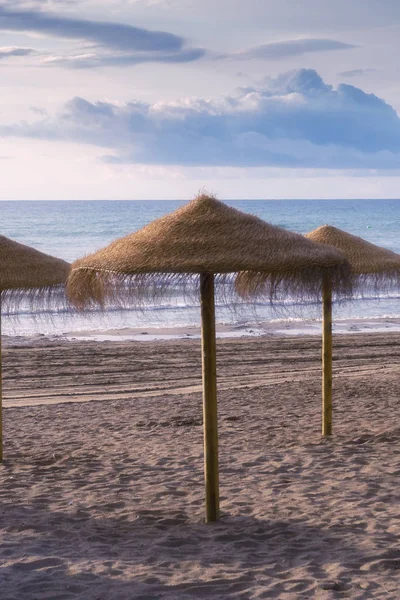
[0,294,3,462]
[200,272,219,522]
[322,276,333,436]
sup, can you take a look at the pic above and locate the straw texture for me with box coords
[67,194,351,309]
[305,225,400,291]
[0,235,71,312]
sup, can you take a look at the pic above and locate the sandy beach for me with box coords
[1,332,400,599]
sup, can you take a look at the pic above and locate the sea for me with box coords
[2,198,400,340]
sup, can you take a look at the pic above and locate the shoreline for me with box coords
[3,315,400,345]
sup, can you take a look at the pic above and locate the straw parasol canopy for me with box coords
[305,225,400,290]
[66,194,352,523]
[0,234,71,462]
[0,235,71,312]
[67,194,351,308]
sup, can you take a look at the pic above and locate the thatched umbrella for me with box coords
[305,224,400,436]
[0,235,71,461]
[67,194,351,522]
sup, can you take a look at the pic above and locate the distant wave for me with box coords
[4,289,400,318]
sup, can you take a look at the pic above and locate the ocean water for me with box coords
[2,198,400,337]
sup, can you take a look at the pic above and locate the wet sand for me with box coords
[1,333,400,598]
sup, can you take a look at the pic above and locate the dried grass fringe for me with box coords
[67,262,354,314]
[236,268,400,308]
[0,285,70,321]
[351,271,400,296]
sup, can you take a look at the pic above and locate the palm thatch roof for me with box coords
[67,194,351,309]
[305,225,400,291]
[0,235,71,312]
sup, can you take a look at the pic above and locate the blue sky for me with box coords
[1,0,400,199]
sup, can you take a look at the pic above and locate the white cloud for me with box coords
[41,47,204,68]
[0,5,182,51]
[338,68,377,78]
[0,6,358,70]
[218,38,356,61]
[2,69,399,170]
[0,45,35,58]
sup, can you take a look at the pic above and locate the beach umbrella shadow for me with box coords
[66,193,351,522]
[0,501,380,599]
[0,235,70,461]
[305,225,400,436]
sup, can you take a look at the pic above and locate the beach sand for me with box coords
[1,333,400,599]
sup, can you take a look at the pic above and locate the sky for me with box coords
[1,0,400,199]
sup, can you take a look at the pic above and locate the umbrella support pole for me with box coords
[0,297,3,462]
[322,278,333,436]
[200,272,219,522]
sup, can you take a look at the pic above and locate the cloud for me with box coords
[2,69,400,169]
[0,8,354,69]
[2,0,76,6]
[258,68,333,94]
[0,5,184,53]
[338,68,377,78]
[0,46,35,58]
[0,6,354,70]
[219,38,356,61]
[29,105,48,115]
[0,5,205,67]
[42,47,205,68]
